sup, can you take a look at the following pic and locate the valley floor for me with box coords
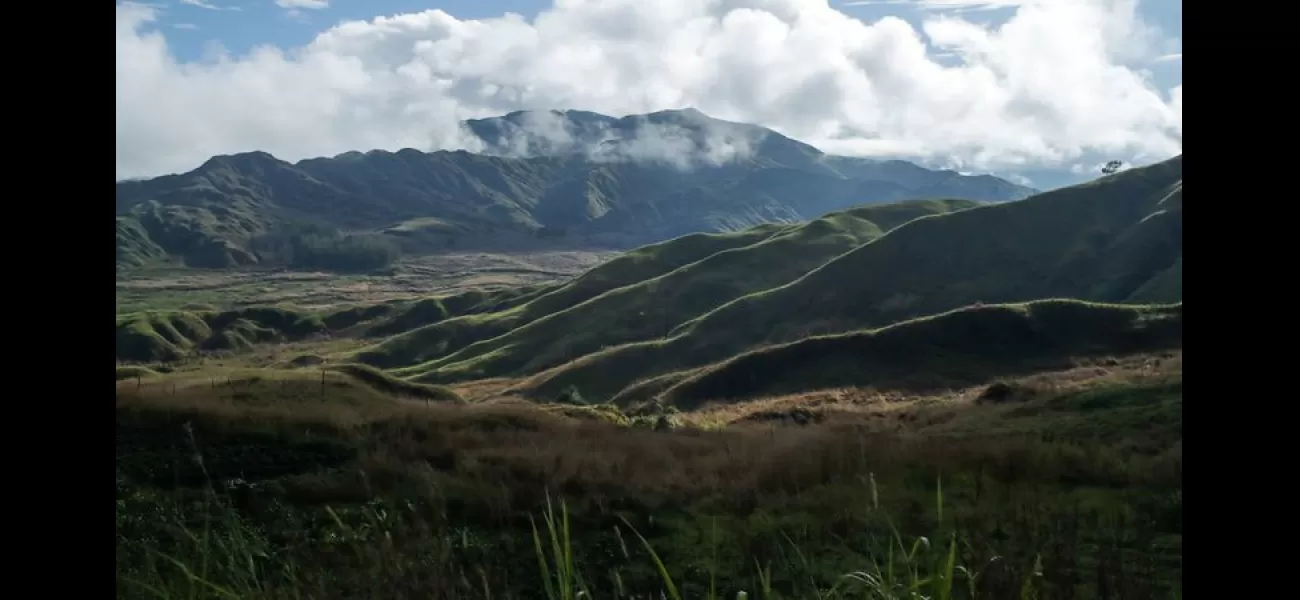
[115,250,618,313]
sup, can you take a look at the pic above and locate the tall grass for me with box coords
[117,379,1181,599]
[119,463,1047,600]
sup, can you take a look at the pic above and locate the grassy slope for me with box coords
[653,299,1182,408]
[116,217,168,270]
[115,284,550,364]
[382,199,979,383]
[352,223,794,368]
[511,156,1183,401]
[116,308,331,363]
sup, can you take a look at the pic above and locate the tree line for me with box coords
[250,221,401,273]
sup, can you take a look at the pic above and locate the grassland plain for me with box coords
[115,250,617,314]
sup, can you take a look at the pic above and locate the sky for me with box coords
[117,0,1182,188]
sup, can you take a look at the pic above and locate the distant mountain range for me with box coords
[115,108,1036,271]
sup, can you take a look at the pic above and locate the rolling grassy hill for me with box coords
[647,300,1182,409]
[114,109,1033,271]
[115,283,549,363]
[371,156,1181,402]
[365,199,979,378]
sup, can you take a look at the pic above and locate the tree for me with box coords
[1101,160,1124,175]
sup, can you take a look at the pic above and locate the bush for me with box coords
[554,385,588,406]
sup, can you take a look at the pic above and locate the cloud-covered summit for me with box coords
[462,108,802,170]
[116,0,1181,181]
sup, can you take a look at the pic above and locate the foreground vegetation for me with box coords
[116,355,1181,599]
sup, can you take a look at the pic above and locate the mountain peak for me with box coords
[463,107,830,169]
[198,151,285,172]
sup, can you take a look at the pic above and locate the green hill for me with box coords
[484,155,1182,402]
[116,308,330,362]
[114,109,1033,271]
[366,199,978,379]
[354,222,796,368]
[115,284,547,363]
[651,300,1182,408]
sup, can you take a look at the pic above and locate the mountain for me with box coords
[114,109,1035,271]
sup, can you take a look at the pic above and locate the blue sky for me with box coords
[120,1,1182,187]
[163,0,1181,91]
[165,1,547,59]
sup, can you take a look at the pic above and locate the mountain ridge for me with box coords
[115,108,1036,271]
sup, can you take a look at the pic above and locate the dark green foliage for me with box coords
[251,221,401,273]
[115,410,356,487]
[554,385,588,406]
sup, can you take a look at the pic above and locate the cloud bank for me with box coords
[115,0,1182,180]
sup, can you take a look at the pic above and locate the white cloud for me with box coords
[1154,52,1181,62]
[177,0,239,11]
[1006,173,1033,186]
[844,0,1029,10]
[115,0,1183,179]
[173,23,199,30]
[276,0,329,9]
[486,109,769,169]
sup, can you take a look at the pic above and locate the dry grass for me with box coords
[449,377,529,403]
[116,351,1182,599]
[119,337,376,373]
[118,351,1182,504]
[681,351,1179,426]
